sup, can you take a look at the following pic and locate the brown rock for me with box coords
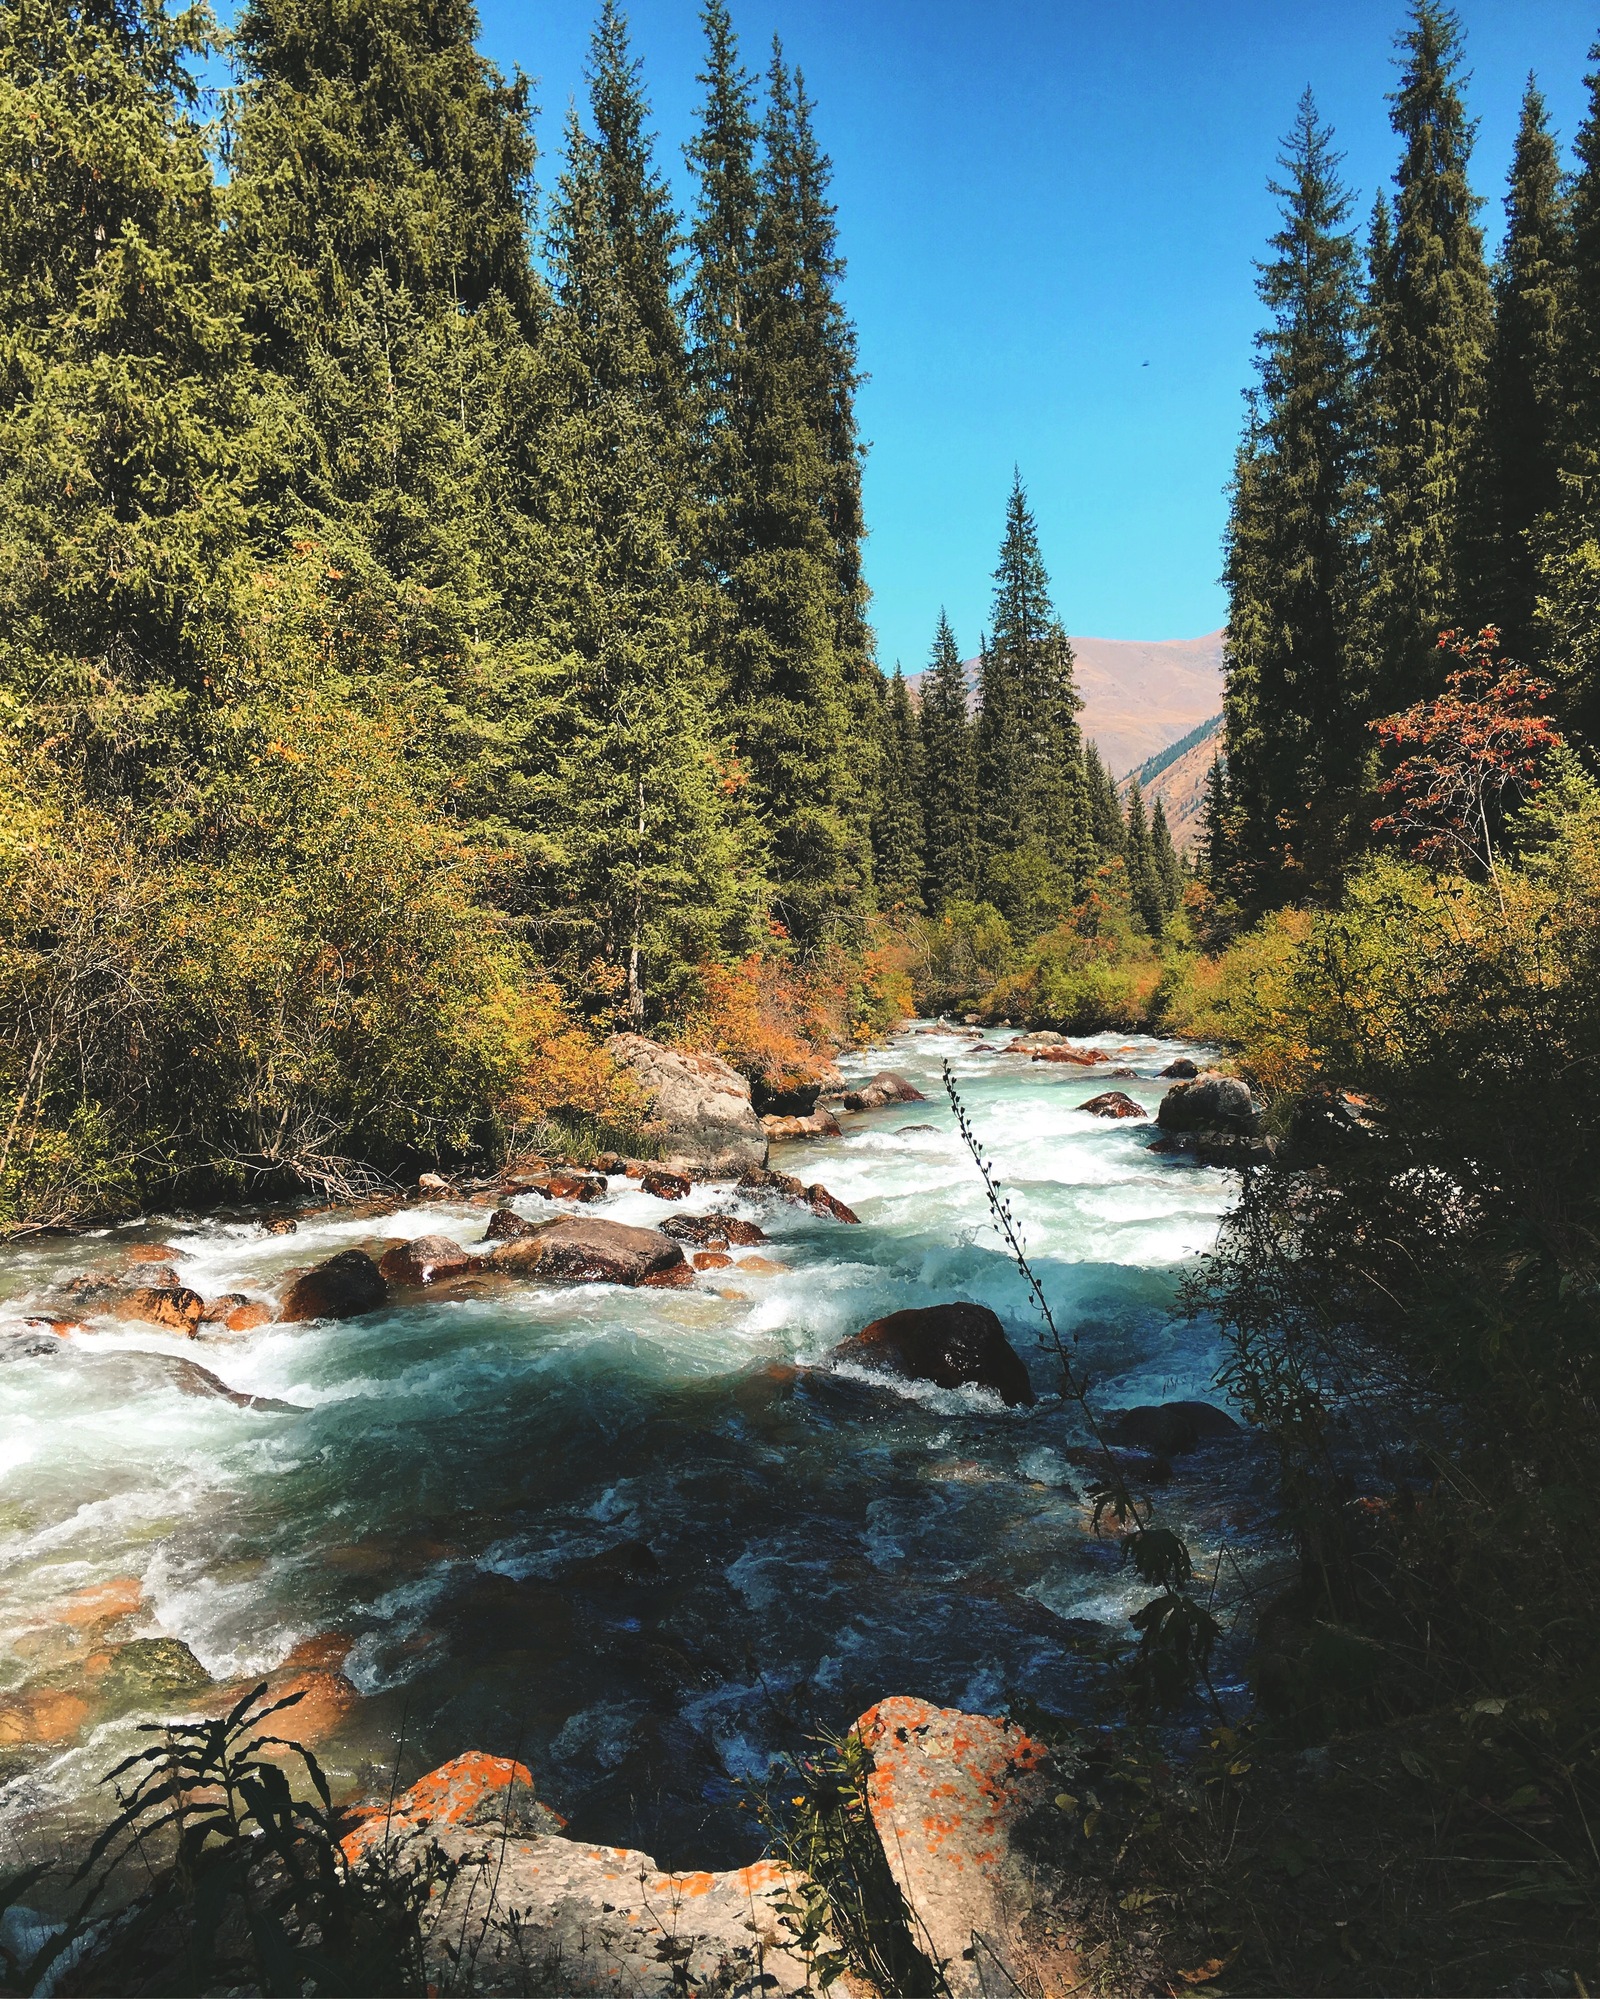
[261,1214,298,1235]
[640,1166,692,1201]
[659,1211,767,1247]
[416,1172,452,1197]
[379,1234,476,1287]
[0,1688,92,1747]
[1104,1400,1240,1456]
[542,1170,608,1202]
[693,1251,733,1270]
[640,1261,696,1287]
[761,1109,843,1140]
[737,1164,805,1200]
[484,1206,535,1241]
[126,1241,184,1265]
[487,1216,689,1288]
[1160,1056,1199,1079]
[278,1249,388,1324]
[1076,1091,1147,1120]
[199,1292,274,1333]
[733,1255,787,1275]
[1032,1045,1108,1065]
[54,1577,143,1628]
[840,1070,926,1112]
[1156,1072,1257,1136]
[806,1183,861,1224]
[832,1302,1034,1407]
[110,1285,205,1335]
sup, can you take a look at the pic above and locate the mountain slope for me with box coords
[1119,727,1222,854]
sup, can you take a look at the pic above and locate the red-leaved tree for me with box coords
[1370,629,1564,881]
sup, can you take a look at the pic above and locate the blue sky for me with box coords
[437,3,1595,661]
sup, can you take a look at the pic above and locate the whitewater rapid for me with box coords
[0,1023,1267,1869]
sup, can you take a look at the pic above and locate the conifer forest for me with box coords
[3,0,1600,1993]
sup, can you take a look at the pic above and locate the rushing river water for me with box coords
[0,1024,1271,1872]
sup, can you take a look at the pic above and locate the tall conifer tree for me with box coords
[917,611,978,912]
[0,0,260,733]
[1123,782,1166,936]
[1368,1,1492,706]
[1475,79,1566,658]
[1150,798,1183,917]
[975,475,1091,932]
[1535,49,1600,740]
[872,669,925,914]
[1221,90,1367,909]
[1084,742,1126,855]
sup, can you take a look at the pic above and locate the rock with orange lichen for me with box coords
[856,1695,1077,1997]
[343,1752,827,1995]
[0,1687,92,1746]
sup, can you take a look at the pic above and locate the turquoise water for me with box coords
[0,1024,1262,1869]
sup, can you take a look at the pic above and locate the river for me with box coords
[0,1023,1269,1873]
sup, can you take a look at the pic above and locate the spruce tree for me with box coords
[1150,798,1183,917]
[536,103,762,1018]
[587,0,687,430]
[685,11,871,943]
[975,474,1091,932]
[1368,1,1492,707]
[917,610,978,912]
[1084,741,1126,854]
[1535,48,1600,741]
[1123,781,1166,936]
[0,0,259,734]
[1221,90,1367,910]
[1199,752,1232,889]
[1476,79,1566,659]
[872,668,925,914]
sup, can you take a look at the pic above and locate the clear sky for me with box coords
[476,1,1593,663]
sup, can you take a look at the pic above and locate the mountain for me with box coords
[908,630,1226,781]
[1120,723,1223,854]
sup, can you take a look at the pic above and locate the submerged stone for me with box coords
[832,1302,1034,1407]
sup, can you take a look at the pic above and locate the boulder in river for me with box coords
[1103,1400,1240,1456]
[278,1249,388,1324]
[486,1216,689,1288]
[1009,1030,1064,1051]
[806,1183,861,1224]
[658,1211,767,1246]
[540,1170,608,1202]
[737,1164,857,1221]
[640,1165,692,1201]
[841,1070,925,1112]
[605,1033,768,1176]
[199,1292,273,1332]
[762,1108,842,1140]
[832,1302,1035,1407]
[1077,1091,1146,1119]
[1156,1072,1258,1136]
[1160,1056,1199,1079]
[1032,1045,1108,1065]
[109,1284,206,1335]
[379,1235,477,1287]
[483,1206,535,1241]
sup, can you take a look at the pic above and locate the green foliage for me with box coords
[1222,90,1369,910]
[908,899,1012,1016]
[1368,2,1492,708]
[871,667,924,914]
[917,610,978,909]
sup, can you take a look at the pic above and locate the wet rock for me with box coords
[199,1293,273,1332]
[736,1164,806,1200]
[840,1070,925,1112]
[110,1284,206,1334]
[1033,1044,1108,1065]
[343,1752,821,1996]
[416,1172,452,1198]
[761,1108,843,1140]
[54,1578,144,1629]
[540,1170,608,1202]
[278,1249,388,1324]
[897,1122,939,1134]
[806,1182,861,1224]
[1104,1401,1240,1456]
[483,1206,535,1242]
[0,1687,92,1747]
[1009,1030,1064,1051]
[1160,1056,1199,1079]
[640,1166,692,1201]
[197,1668,360,1748]
[561,1540,662,1587]
[832,1302,1034,1408]
[88,1637,213,1713]
[734,1255,787,1275]
[1077,1091,1146,1119]
[605,1033,769,1176]
[857,1696,1072,1999]
[487,1216,689,1288]
[1156,1072,1258,1136]
[261,1214,298,1234]
[378,1234,476,1287]
[1194,1131,1277,1167]
[1110,1066,1139,1078]
[694,1250,733,1270]
[125,1241,185,1265]
[658,1212,767,1247]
